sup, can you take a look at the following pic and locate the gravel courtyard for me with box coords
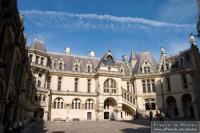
[23,120,151,133]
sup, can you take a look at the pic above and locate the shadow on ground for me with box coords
[23,120,48,133]
[119,120,151,127]
[121,127,151,133]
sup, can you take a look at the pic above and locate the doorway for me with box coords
[87,112,92,120]
[104,112,109,119]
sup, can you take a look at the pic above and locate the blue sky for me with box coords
[18,0,198,60]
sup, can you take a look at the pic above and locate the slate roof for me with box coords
[30,39,47,52]
[168,49,192,69]
[49,52,99,72]
[132,51,158,74]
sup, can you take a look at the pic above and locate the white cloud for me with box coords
[159,0,197,23]
[21,10,194,30]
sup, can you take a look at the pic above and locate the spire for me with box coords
[129,50,136,61]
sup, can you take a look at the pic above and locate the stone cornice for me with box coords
[51,90,98,97]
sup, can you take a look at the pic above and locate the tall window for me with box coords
[47,76,51,89]
[54,98,64,109]
[147,80,151,92]
[182,74,188,89]
[133,98,136,105]
[132,82,135,94]
[103,79,117,93]
[57,77,62,91]
[166,77,171,92]
[29,54,33,63]
[142,80,146,93]
[72,98,81,109]
[75,78,79,92]
[85,99,94,110]
[37,80,41,87]
[40,57,44,65]
[35,56,39,64]
[127,82,130,92]
[87,79,91,92]
[151,79,156,92]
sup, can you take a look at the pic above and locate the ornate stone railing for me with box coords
[122,88,136,108]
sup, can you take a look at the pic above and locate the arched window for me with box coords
[103,79,117,93]
[85,99,94,110]
[54,98,64,109]
[72,98,81,109]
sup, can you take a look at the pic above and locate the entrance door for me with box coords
[87,112,92,120]
[104,112,109,119]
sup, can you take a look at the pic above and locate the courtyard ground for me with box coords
[23,120,151,133]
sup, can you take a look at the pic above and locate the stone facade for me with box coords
[28,36,200,121]
[0,0,37,132]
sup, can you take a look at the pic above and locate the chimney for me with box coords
[89,51,95,58]
[65,47,71,55]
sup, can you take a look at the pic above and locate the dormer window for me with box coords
[75,64,79,71]
[59,63,63,70]
[35,56,39,64]
[49,58,54,69]
[86,62,92,73]
[87,65,91,72]
[142,60,151,74]
[144,66,150,74]
[74,60,80,72]
[58,58,64,70]
[40,57,44,65]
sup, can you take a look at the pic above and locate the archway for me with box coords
[104,97,117,120]
[166,96,179,119]
[121,104,135,120]
[182,94,194,119]
[34,108,44,119]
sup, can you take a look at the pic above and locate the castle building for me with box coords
[0,0,36,132]
[28,36,200,121]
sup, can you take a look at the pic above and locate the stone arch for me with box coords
[103,97,118,120]
[122,104,136,119]
[181,93,194,119]
[166,96,179,118]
